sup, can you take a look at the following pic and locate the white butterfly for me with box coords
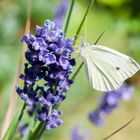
[80,42,140,92]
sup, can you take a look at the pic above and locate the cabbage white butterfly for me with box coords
[80,42,140,92]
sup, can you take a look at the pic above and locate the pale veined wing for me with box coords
[80,44,140,92]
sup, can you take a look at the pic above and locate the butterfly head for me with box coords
[81,40,89,48]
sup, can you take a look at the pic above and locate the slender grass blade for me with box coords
[102,117,135,140]
[63,0,75,35]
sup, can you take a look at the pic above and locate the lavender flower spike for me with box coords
[16,20,76,130]
[54,0,70,28]
[89,83,134,126]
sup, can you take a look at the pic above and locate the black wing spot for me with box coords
[115,67,120,70]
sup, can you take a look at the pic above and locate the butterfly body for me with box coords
[80,43,140,92]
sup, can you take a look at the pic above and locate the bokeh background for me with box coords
[0,0,140,139]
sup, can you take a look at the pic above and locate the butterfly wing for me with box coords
[80,44,140,92]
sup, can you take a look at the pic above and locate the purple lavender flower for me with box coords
[59,56,71,70]
[54,0,70,28]
[39,51,56,65]
[71,126,91,140]
[45,109,63,130]
[32,37,47,50]
[19,124,28,137]
[118,84,134,101]
[16,20,76,130]
[89,83,134,126]
[89,111,104,126]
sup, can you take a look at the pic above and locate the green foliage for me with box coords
[98,0,126,7]
[128,36,140,61]
[2,113,19,140]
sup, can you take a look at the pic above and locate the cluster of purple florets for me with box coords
[16,20,76,130]
[89,83,134,126]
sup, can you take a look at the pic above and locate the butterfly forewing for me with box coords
[80,44,140,92]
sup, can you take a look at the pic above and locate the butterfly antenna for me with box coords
[85,16,88,41]
[94,29,106,45]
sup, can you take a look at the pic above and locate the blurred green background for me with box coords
[0,0,140,139]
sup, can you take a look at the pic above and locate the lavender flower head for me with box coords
[16,20,76,130]
[89,83,134,126]
[54,0,69,28]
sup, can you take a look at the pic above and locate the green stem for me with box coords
[74,0,95,45]
[72,62,84,80]
[29,122,46,140]
[11,103,26,140]
[17,103,26,122]
[37,123,46,140]
[63,0,75,35]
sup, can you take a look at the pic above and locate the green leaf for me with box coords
[2,113,19,140]
[63,0,76,35]
[2,103,26,140]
